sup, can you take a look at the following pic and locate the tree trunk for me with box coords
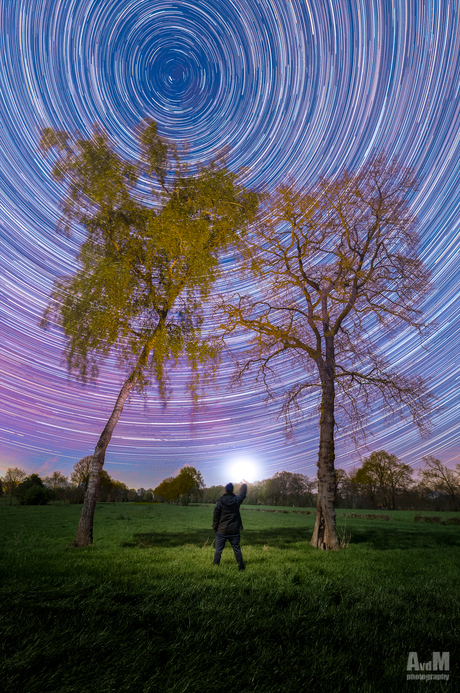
[391,485,396,511]
[72,331,162,546]
[311,365,340,550]
[72,378,136,546]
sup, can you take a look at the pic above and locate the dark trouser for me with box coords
[214,533,244,566]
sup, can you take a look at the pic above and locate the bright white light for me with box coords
[229,456,259,483]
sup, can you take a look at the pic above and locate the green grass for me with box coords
[1,503,459,692]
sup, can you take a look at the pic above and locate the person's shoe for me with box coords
[213,562,220,566]
[238,563,245,571]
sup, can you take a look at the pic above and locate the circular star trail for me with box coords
[0,0,459,488]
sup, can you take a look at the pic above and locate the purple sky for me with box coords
[1,0,459,489]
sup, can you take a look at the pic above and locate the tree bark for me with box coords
[311,358,340,550]
[72,377,136,546]
[72,332,161,546]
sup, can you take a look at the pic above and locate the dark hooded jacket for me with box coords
[213,484,247,535]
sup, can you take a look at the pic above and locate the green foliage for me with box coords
[154,466,204,503]
[350,450,413,510]
[263,470,315,506]
[198,485,225,503]
[15,474,54,505]
[238,472,316,507]
[22,485,54,506]
[40,121,259,396]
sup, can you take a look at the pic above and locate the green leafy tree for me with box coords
[15,474,55,505]
[41,121,258,545]
[218,157,431,549]
[201,485,226,504]
[350,465,380,509]
[154,466,204,503]
[244,481,265,505]
[264,471,315,506]
[351,450,413,510]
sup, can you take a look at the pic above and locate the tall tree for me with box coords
[264,470,315,506]
[3,467,26,506]
[41,121,258,546]
[351,450,413,510]
[419,456,460,511]
[43,471,71,491]
[218,156,431,549]
[70,455,111,489]
[154,466,204,503]
[350,464,379,509]
[15,474,55,506]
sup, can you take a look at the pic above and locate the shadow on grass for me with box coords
[121,525,460,550]
[121,527,309,549]
[346,524,460,550]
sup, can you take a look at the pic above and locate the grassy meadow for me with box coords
[1,502,459,692]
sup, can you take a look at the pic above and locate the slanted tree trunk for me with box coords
[311,354,340,550]
[73,334,159,546]
[72,377,136,546]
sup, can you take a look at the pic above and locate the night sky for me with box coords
[1,0,459,489]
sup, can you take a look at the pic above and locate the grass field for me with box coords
[1,503,459,692]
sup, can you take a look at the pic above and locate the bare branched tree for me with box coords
[218,156,432,550]
[419,456,460,511]
[3,467,27,506]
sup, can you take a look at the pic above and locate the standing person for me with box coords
[213,482,247,570]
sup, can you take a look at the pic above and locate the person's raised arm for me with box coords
[237,483,247,505]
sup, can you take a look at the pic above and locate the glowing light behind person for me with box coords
[228,456,261,484]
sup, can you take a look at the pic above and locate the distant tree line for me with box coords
[340,452,460,512]
[192,453,460,512]
[0,457,134,506]
[2,452,459,511]
[192,472,316,507]
[0,459,206,507]
[153,467,204,505]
